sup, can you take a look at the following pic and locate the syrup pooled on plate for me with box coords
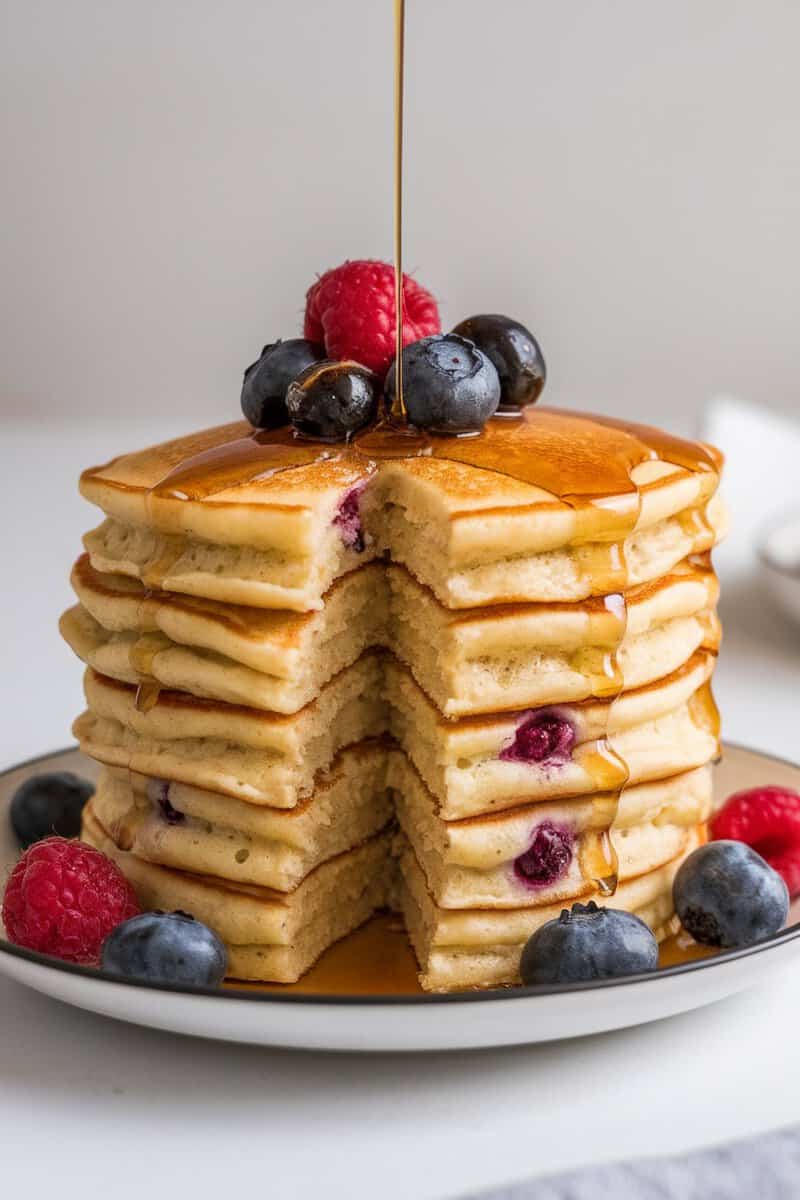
[225,912,719,997]
[391,0,406,424]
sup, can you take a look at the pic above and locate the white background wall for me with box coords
[1,0,798,433]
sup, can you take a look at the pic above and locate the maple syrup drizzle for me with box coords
[353,0,429,457]
[133,681,161,713]
[690,681,722,746]
[146,426,352,503]
[86,410,718,532]
[130,631,163,713]
[391,0,406,423]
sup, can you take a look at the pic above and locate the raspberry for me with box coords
[303,259,441,377]
[2,837,140,964]
[711,786,800,896]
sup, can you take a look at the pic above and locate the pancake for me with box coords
[399,830,702,991]
[385,652,719,818]
[385,559,719,715]
[372,468,725,609]
[91,742,392,891]
[83,803,394,983]
[79,410,725,611]
[72,654,718,819]
[83,491,725,612]
[390,750,704,909]
[88,732,711,902]
[394,763,713,872]
[73,657,386,806]
[63,554,719,717]
[65,554,388,713]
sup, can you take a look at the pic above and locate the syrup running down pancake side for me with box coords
[80,406,723,896]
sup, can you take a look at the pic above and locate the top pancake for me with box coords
[79,409,725,611]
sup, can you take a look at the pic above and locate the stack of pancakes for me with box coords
[61,408,725,990]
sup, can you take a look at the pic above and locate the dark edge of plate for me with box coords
[1,743,799,1007]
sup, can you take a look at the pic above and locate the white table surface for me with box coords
[2,416,799,1199]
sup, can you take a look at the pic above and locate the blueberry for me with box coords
[10,771,94,849]
[451,315,546,411]
[500,711,575,765]
[286,360,377,441]
[384,334,500,433]
[241,338,325,429]
[673,840,789,948]
[101,911,227,987]
[514,823,573,888]
[519,900,658,985]
[146,778,184,825]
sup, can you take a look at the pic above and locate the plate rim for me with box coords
[1,741,799,1008]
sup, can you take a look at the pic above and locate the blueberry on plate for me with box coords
[384,334,500,433]
[673,840,789,948]
[519,900,658,986]
[10,771,95,849]
[286,360,377,441]
[241,338,325,429]
[102,911,227,987]
[451,315,546,411]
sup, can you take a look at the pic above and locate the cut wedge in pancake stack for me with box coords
[62,405,726,990]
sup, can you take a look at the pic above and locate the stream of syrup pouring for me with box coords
[392,0,405,423]
[118,0,724,923]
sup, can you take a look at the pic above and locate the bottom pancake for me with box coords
[83,805,394,983]
[397,830,702,992]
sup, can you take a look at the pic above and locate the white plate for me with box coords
[1,744,799,1052]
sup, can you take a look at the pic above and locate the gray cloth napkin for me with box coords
[462,1126,800,1199]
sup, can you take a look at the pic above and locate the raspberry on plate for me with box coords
[2,836,140,965]
[711,785,800,896]
[304,259,440,376]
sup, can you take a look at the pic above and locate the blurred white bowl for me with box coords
[759,511,800,625]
